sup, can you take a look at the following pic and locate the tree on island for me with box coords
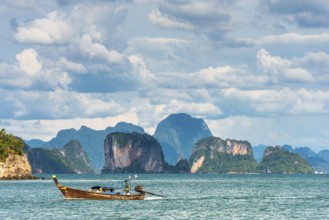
[0,129,24,162]
[259,146,313,174]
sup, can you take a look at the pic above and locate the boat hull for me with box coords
[59,187,145,200]
[53,176,145,200]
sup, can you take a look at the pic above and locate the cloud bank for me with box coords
[0,0,328,151]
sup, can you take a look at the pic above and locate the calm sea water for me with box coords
[0,174,328,219]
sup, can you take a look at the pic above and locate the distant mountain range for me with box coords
[26,113,212,170]
[26,122,145,171]
[23,112,328,174]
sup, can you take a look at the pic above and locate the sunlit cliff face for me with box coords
[0,154,33,179]
[103,133,164,173]
[226,140,250,156]
[190,137,253,173]
[190,156,205,174]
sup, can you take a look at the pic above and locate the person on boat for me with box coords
[124,180,130,195]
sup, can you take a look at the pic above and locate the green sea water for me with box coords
[0,174,328,219]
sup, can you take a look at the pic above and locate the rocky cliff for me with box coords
[0,154,35,180]
[0,129,35,180]
[102,132,165,173]
[189,136,257,174]
[153,113,212,165]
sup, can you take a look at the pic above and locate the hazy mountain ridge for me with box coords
[19,113,326,174]
[27,122,145,171]
[25,140,93,174]
[252,144,267,162]
[154,113,213,165]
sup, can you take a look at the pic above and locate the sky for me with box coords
[0,0,328,151]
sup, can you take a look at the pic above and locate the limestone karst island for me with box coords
[0,113,322,179]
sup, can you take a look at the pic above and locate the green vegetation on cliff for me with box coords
[111,132,144,147]
[259,146,313,174]
[28,148,76,174]
[61,140,94,173]
[189,136,258,174]
[196,152,258,174]
[0,129,24,162]
[189,137,314,174]
[26,140,93,174]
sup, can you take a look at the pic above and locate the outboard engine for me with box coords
[134,185,144,193]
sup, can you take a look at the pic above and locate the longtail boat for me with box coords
[52,175,145,200]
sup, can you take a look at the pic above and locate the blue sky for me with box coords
[0,0,328,151]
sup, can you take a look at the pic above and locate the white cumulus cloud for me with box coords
[222,87,329,115]
[162,99,222,117]
[149,10,194,30]
[79,34,124,64]
[257,49,313,83]
[259,33,329,45]
[58,57,86,74]
[16,48,42,77]
[15,11,72,44]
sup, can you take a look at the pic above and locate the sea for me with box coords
[0,174,328,219]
